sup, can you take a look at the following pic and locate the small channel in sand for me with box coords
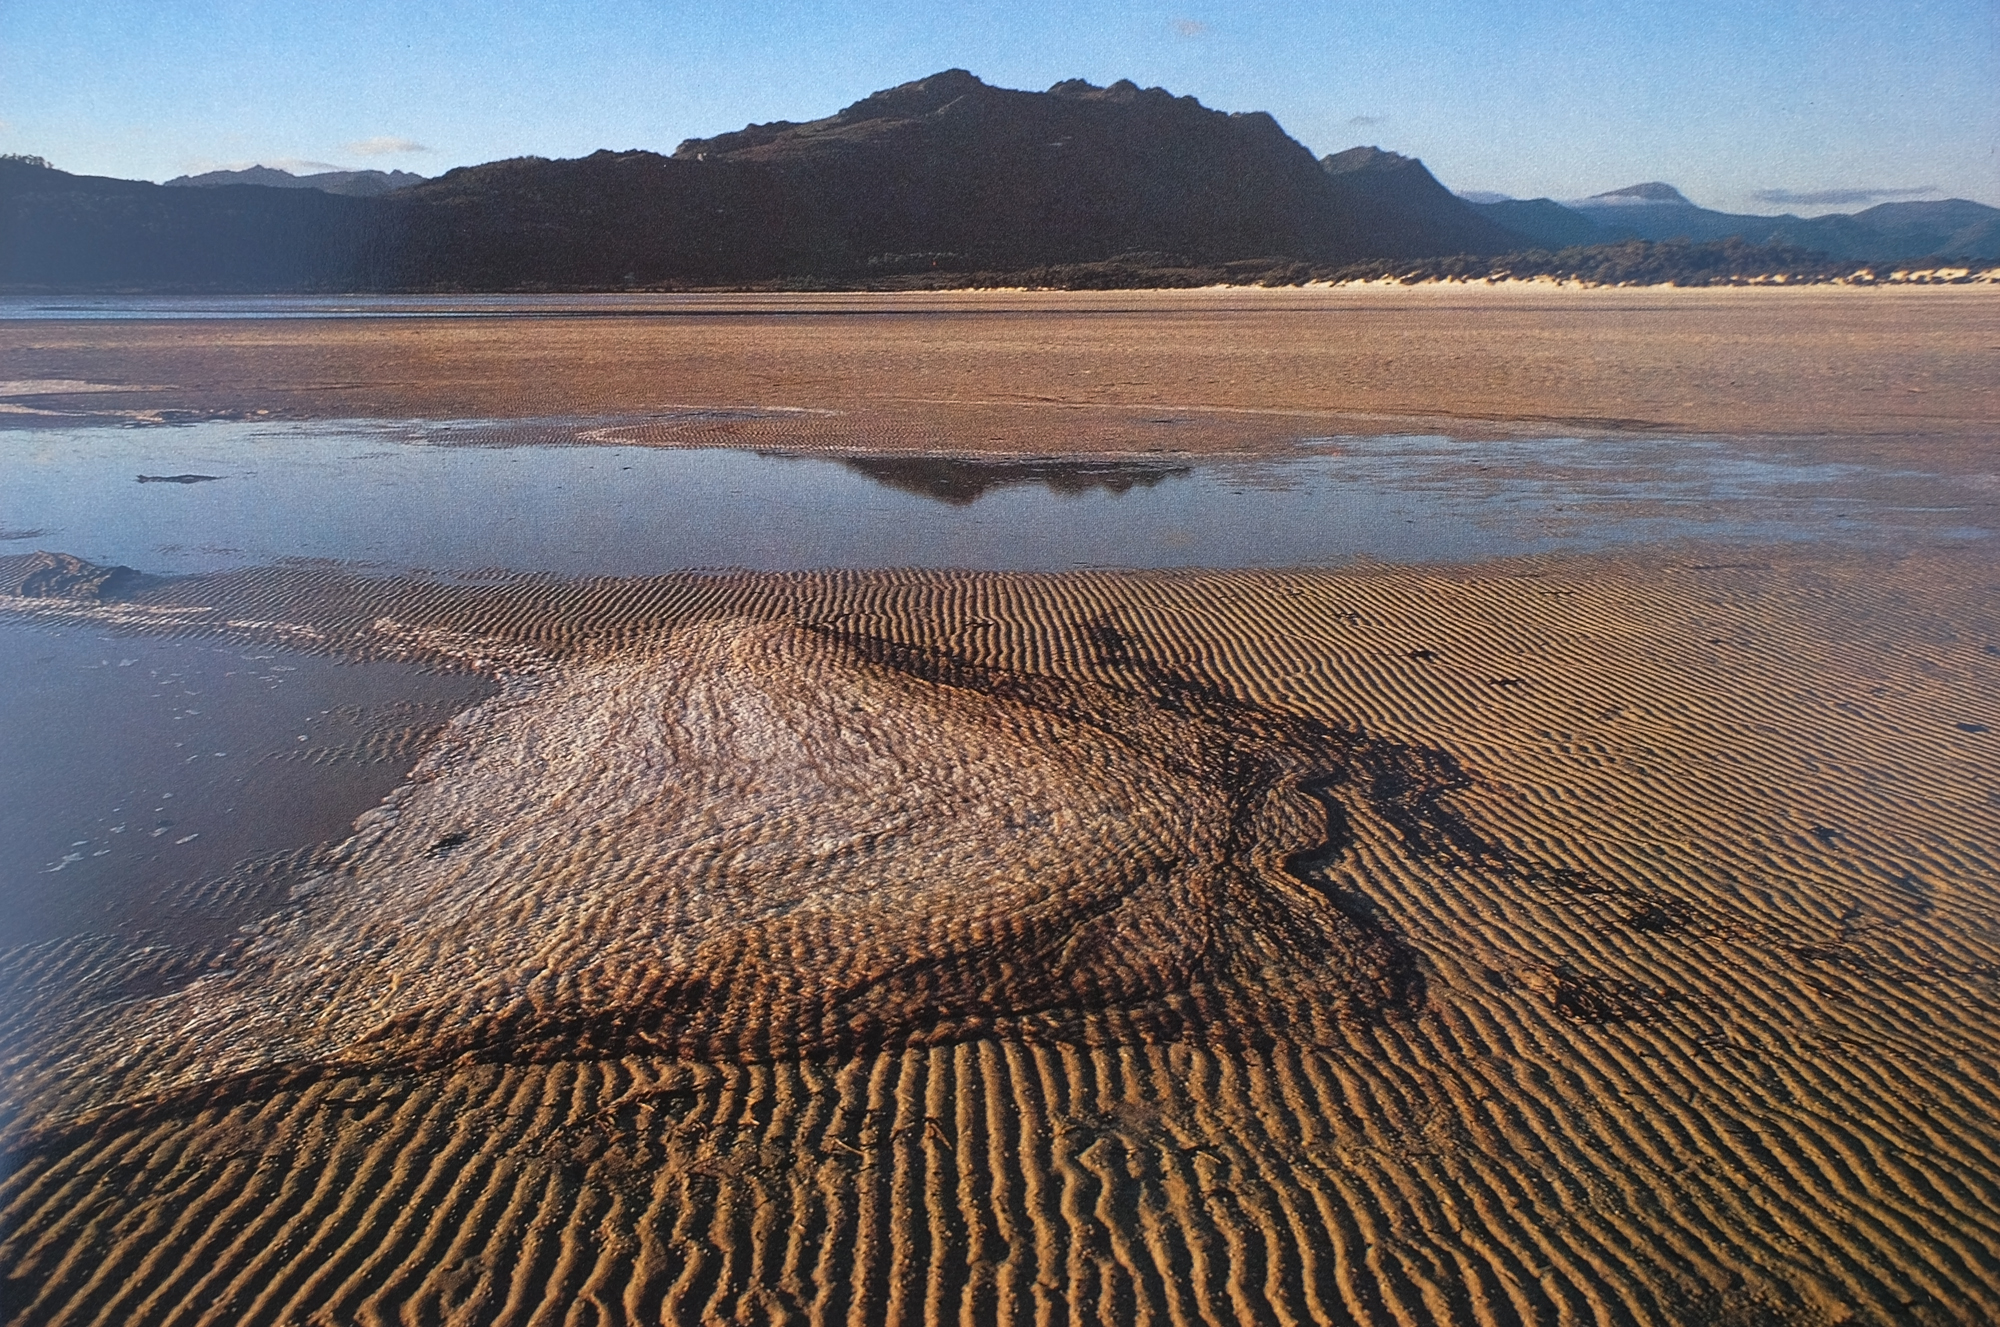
[1,418,1986,579]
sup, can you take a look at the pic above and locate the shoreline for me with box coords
[6,265,1997,301]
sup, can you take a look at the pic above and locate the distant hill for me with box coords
[1567,183,1774,245]
[468,69,1378,277]
[1458,182,1998,262]
[165,166,426,197]
[1465,197,1618,250]
[1802,200,2000,262]
[1567,183,2000,261]
[0,155,389,290]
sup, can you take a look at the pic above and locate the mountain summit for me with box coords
[636,70,1512,272]
[1585,182,1693,205]
[637,68,1365,271]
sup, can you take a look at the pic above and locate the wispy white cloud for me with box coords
[1752,184,1938,206]
[343,136,429,157]
[1171,18,1208,37]
[1348,114,1384,128]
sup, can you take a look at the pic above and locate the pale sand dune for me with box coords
[3,549,1999,1324]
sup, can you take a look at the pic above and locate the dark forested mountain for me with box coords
[659,70,1356,268]
[1,72,1517,290]
[0,155,393,290]
[1316,147,1518,258]
[391,69,1384,286]
[3,74,1996,292]
[164,166,427,197]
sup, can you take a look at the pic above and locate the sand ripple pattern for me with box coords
[4,552,1999,1324]
[3,614,1463,1136]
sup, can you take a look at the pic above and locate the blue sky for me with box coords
[4,1,1994,213]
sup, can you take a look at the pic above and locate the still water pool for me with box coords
[2,419,1985,580]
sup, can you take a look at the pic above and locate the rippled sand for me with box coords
[4,547,1998,1324]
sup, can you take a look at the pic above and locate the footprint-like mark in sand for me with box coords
[14,614,1519,1140]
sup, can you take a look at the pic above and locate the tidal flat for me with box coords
[2,289,1997,1326]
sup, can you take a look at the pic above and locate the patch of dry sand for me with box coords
[4,548,1999,1324]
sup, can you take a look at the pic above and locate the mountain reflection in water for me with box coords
[831,455,1191,505]
[0,422,1981,582]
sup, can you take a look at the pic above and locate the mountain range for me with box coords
[2,71,1994,292]
[1468,182,1999,263]
[164,166,428,197]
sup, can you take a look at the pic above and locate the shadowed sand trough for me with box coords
[4,548,1999,1324]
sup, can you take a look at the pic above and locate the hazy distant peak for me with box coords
[1456,190,1513,204]
[164,165,426,196]
[166,165,300,188]
[1585,182,1692,205]
[1321,145,1417,175]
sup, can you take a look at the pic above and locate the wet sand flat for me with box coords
[3,287,1997,465]
[3,547,1998,1324]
